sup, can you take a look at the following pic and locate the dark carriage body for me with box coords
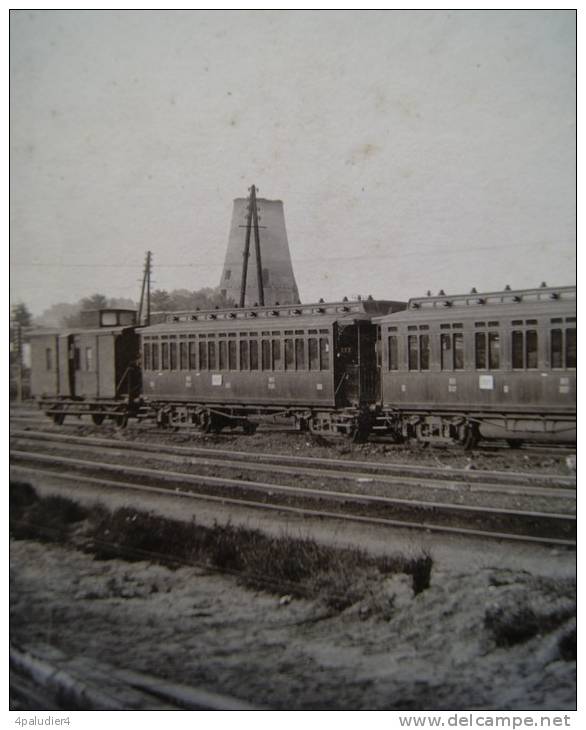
[374,285,576,444]
[139,298,405,433]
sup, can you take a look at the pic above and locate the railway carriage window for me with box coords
[189,342,196,370]
[85,347,93,372]
[119,312,135,326]
[272,339,282,370]
[319,329,329,335]
[262,340,271,370]
[152,343,159,370]
[320,338,330,370]
[250,340,259,370]
[101,312,117,326]
[73,347,81,371]
[551,318,563,324]
[419,335,430,370]
[525,330,538,369]
[488,321,500,327]
[512,331,524,369]
[219,341,227,370]
[388,336,398,370]
[475,333,487,369]
[295,339,306,369]
[284,339,294,370]
[566,328,577,368]
[308,338,319,370]
[46,348,53,371]
[308,329,318,335]
[551,330,563,368]
[408,336,419,370]
[240,340,249,370]
[208,341,216,370]
[143,343,150,370]
[198,342,207,370]
[407,325,417,332]
[180,342,188,370]
[440,334,451,370]
[228,340,237,370]
[488,333,500,369]
[453,323,463,329]
[453,333,464,370]
[162,343,169,370]
[170,342,178,370]
[295,330,305,335]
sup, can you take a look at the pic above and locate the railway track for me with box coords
[10,428,577,498]
[10,431,576,547]
[10,644,257,710]
[10,407,578,457]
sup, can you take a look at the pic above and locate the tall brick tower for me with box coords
[219,186,300,306]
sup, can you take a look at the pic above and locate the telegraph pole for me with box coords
[239,185,265,307]
[137,251,152,325]
[11,320,23,402]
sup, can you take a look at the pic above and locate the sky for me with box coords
[10,9,576,317]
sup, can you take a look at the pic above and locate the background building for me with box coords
[220,197,300,307]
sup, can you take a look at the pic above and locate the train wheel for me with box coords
[349,410,372,443]
[91,412,105,425]
[51,412,65,425]
[461,423,480,451]
[242,421,258,435]
[113,412,128,429]
[197,411,213,433]
[507,439,523,449]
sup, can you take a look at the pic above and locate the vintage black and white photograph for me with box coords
[9,9,576,714]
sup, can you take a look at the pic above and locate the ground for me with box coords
[10,535,575,710]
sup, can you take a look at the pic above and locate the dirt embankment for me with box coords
[10,485,576,711]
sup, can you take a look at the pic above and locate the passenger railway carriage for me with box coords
[375,284,576,447]
[30,309,141,426]
[139,298,404,437]
[28,284,576,447]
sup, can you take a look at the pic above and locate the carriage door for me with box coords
[58,334,77,397]
[336,323,360,405]
[358,322,379,403]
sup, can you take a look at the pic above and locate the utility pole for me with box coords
[239,185,265,307]
[137,251,152,326]
[11,320,23,402]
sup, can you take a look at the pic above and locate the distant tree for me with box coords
[150,287,236,312]
[11,303,32,327]
[150,289,171,311]
[36,302,81,328]
[81,293,109,310]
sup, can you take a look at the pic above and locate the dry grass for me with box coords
[10,481,433,612]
